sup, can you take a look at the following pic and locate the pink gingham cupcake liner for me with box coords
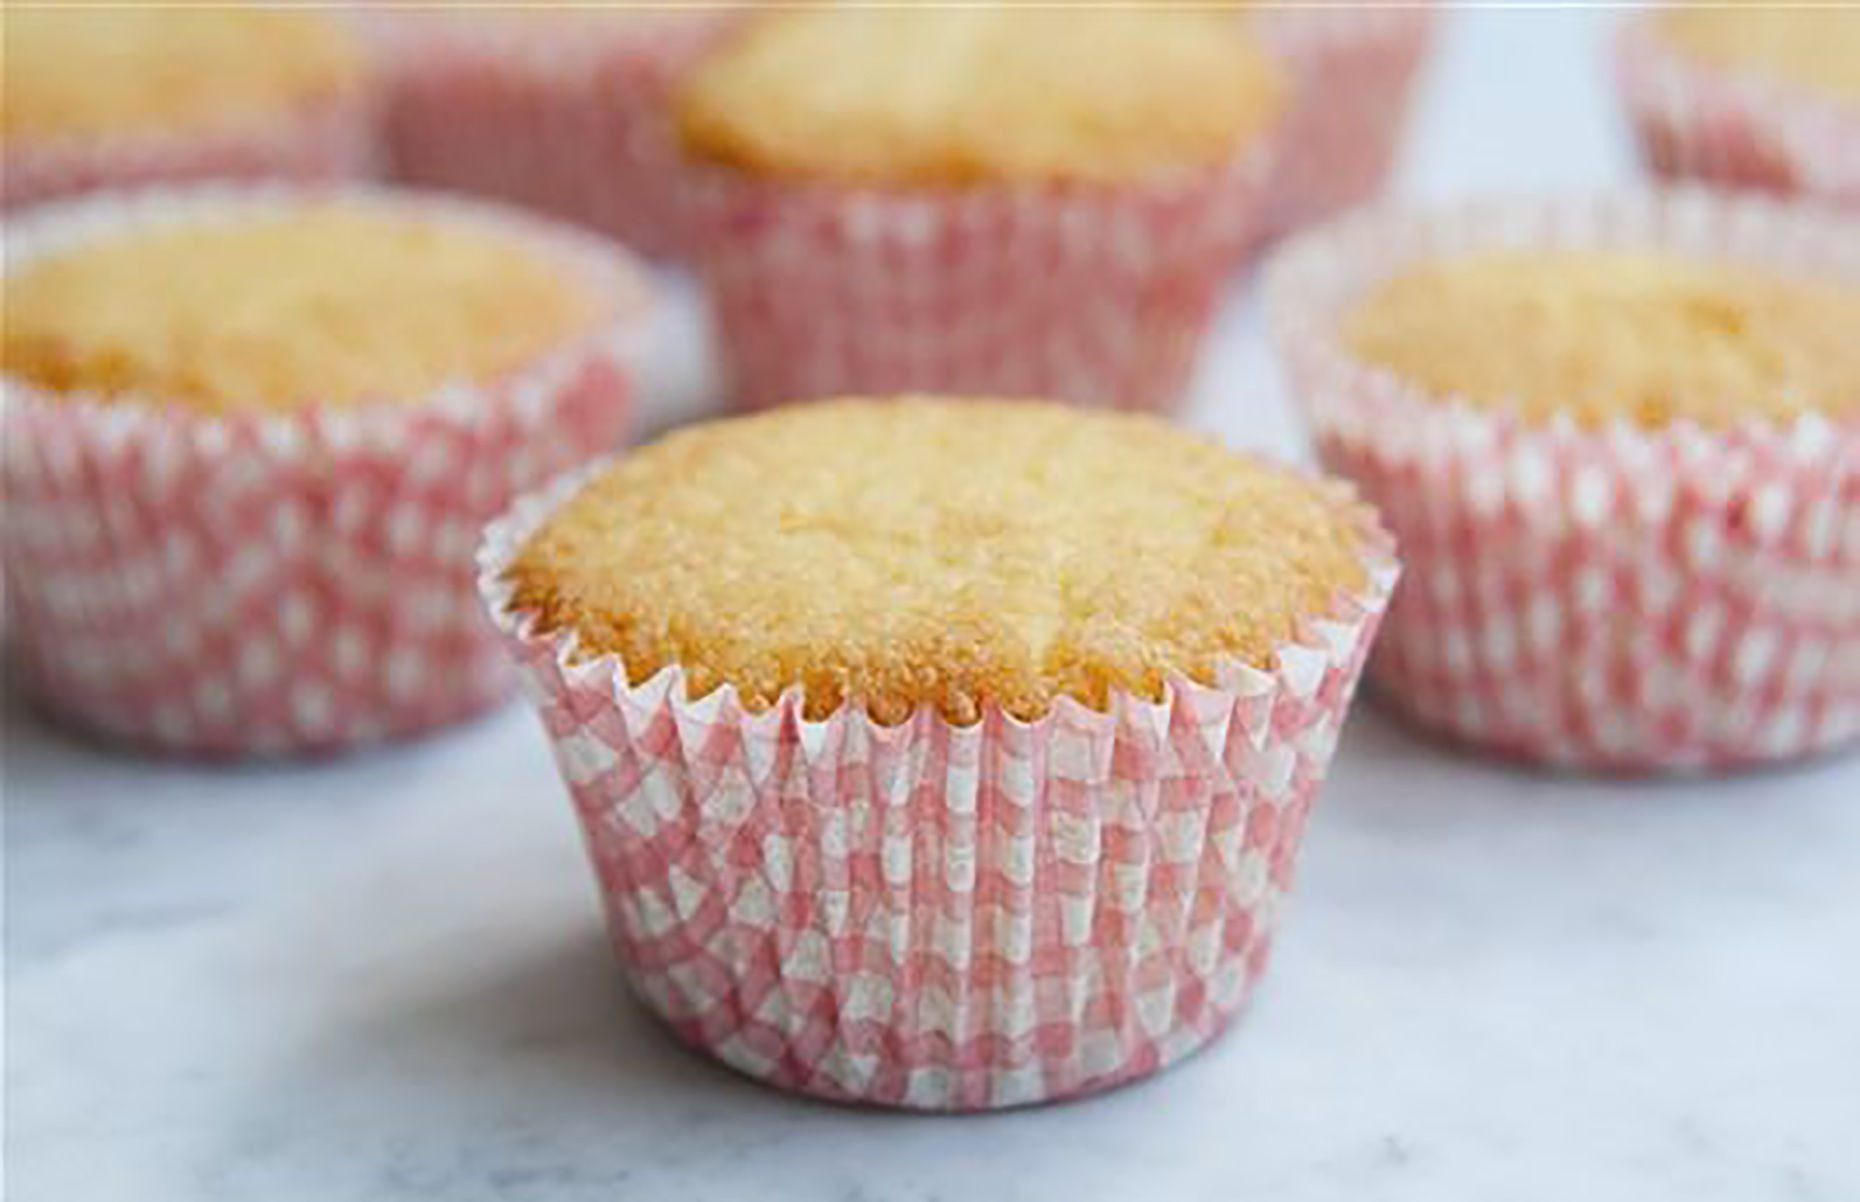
[1252,3,1437,240]
[1268,190,1860,774]
[4,85,376,214]
[478,461,1397,1110]
[374,10,740,259]
[683,145,1278,413]
[1616,15,1860,210]
[1,185,651,758]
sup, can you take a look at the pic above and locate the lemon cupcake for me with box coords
[2,6,375,211]
[674,9,1287,411]
[1269,191,1860,772]
[1244,2,1438,240]
[1618,7,1860,209]
[480,398,1395,1109]
[2,186,651,756]
[372,5,741,259]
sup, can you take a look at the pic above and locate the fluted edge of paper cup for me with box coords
[1615,15,1860,210]
[1250,2,1438,239]
[1265,188,1860,773]
[2,82,379,214]
[0,182,655,757]
[367,8,744,259]
[475,452,1398,1110]
[679,136,1281,413]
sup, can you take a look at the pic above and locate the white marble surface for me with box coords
[7,10,1859,1201]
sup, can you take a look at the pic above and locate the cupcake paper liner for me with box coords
[682,144,1277,413]
[1616,16,1860,211]
[374,11,740,260]
[1252,4,1437,241]
[3,89,377,214]
[1,185,651,757]
[1268,190,1860,773]
[478,462,1397,1110]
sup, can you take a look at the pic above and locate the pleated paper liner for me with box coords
[1268,189,1860,773]
[1250,2,1438,241]
[1616,15,1859,211]
[681,138,1280,414]
[372,9,741,260]
[479,458,1397,1110]
[2,184,653,757]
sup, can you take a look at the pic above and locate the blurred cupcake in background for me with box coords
[2,186,651,757]
[674,8,1288,412]
[480,397,1396,1109]
[2,5,375,211]
[1269,190,1860,773]
[372,4,742,259]
[1245,2,1438,240]
[1618,6,1860,209]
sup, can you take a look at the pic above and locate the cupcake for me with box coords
[480,398,1396,1110]
[2,6,375,212]
[1618,7,1860,208]
[1269,191,1860,773]
[674,9,1288,412]
[373,5,741,259]
[1245,2,1438,240]
[2,186,650,757]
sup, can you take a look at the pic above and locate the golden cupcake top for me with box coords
[4,206,602,415]
[1,6,366,143]
[1656,7,1860,102]
[1344,251,1860,431]
[675,8,1284,186]
[508,398,1370,726]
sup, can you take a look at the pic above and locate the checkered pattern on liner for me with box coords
[1616,16,1860,211]
[1251,5,1436,241]
[1269,191,1860,772]
[3,90,375,213]
[478,469,1397,1110]
[681,147,1275,413]
[376,12,739,260]
[1,187,646,756]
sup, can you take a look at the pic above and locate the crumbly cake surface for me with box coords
[1345,251,1860,430]
[675,9,1283,186]
[2,8,364,142]
[4,206,601,414]
[1658,7,1860,102]
[508,398,1370,725]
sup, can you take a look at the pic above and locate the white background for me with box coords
[8,9,1859,1201]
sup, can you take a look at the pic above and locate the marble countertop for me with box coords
[7,11,1858,1202]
